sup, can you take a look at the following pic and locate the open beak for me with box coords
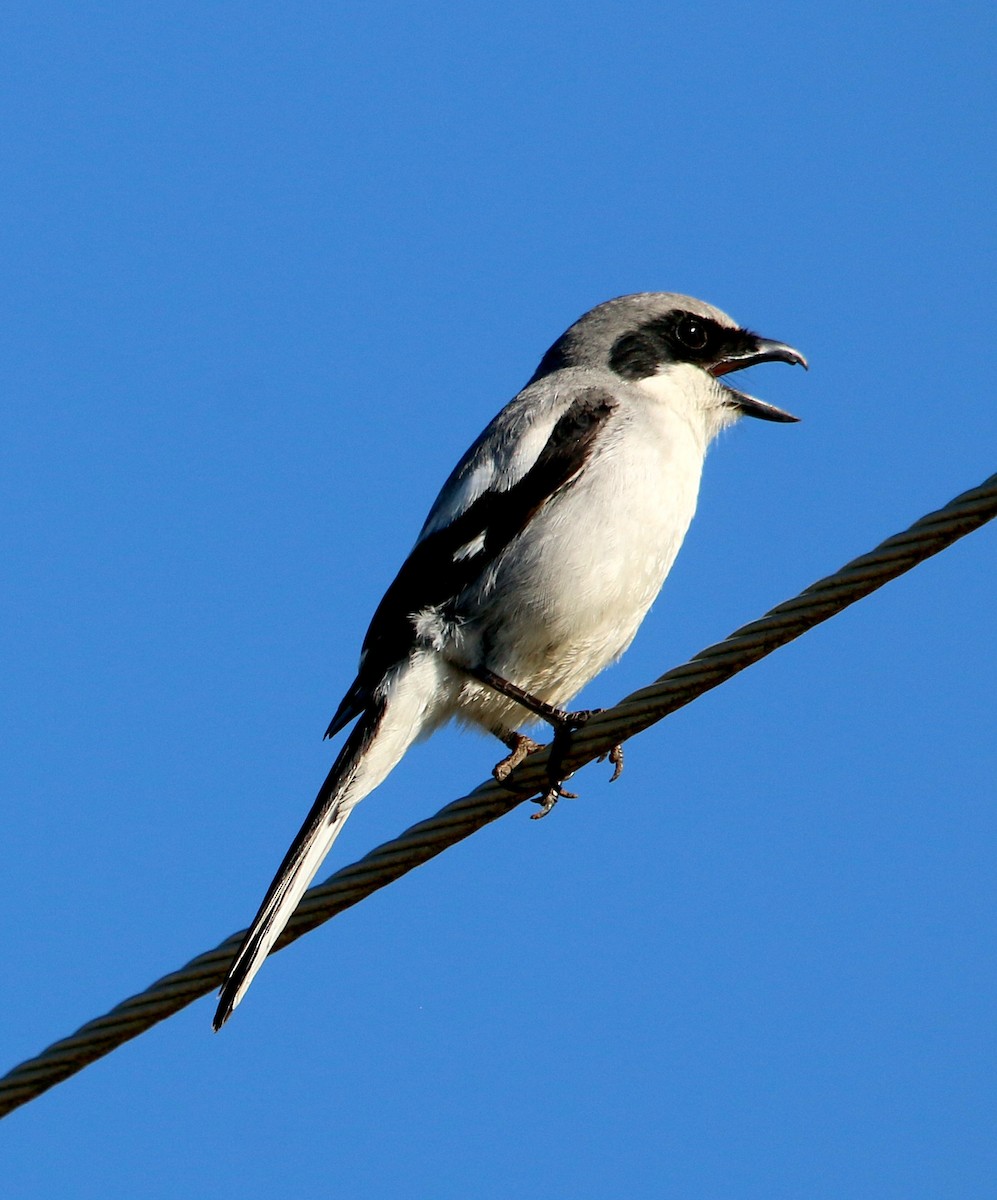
[708,337,808,423]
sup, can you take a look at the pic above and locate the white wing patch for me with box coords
[453,531,487,561]
[420,461,496,540]
[419,400,562,541]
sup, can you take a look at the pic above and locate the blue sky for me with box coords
[2,3,995,1196]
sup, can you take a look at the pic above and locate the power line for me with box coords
[1,470,994,1119]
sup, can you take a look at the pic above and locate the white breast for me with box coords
[452,369,713,735]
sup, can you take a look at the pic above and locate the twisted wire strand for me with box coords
[1,470,994,1119]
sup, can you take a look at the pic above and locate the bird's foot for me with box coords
[493,732,542,785]
[531,708,596,820]
[597,742,625,783]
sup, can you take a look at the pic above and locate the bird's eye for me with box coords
[676,316,709,351]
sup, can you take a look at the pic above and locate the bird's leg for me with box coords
[469,665,607,817]
[534,710,592,817]
[469,665,576,728]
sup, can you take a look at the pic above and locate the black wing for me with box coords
[325,388,618,738]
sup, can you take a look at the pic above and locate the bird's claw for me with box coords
[492,709,615,819]
[492,732,542,786]
[597,742,625,783]
[530,708,596,818]
[531,780,578,819]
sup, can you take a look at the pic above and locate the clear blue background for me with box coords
[2,4,995,1196]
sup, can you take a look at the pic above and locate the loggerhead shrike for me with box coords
[213,292,806,1028]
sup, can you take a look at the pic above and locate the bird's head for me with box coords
[530,292,807,430]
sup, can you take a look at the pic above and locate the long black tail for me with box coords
[213,702,386,1030]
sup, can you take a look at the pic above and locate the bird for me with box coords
[213,291,806,1028]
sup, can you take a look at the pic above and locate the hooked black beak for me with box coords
[708,337,808,423]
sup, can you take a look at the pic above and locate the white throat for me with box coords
[635,363,740,450]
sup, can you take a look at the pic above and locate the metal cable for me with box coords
[1,470,994,1119]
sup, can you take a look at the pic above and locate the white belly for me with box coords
[452,401,706,735]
